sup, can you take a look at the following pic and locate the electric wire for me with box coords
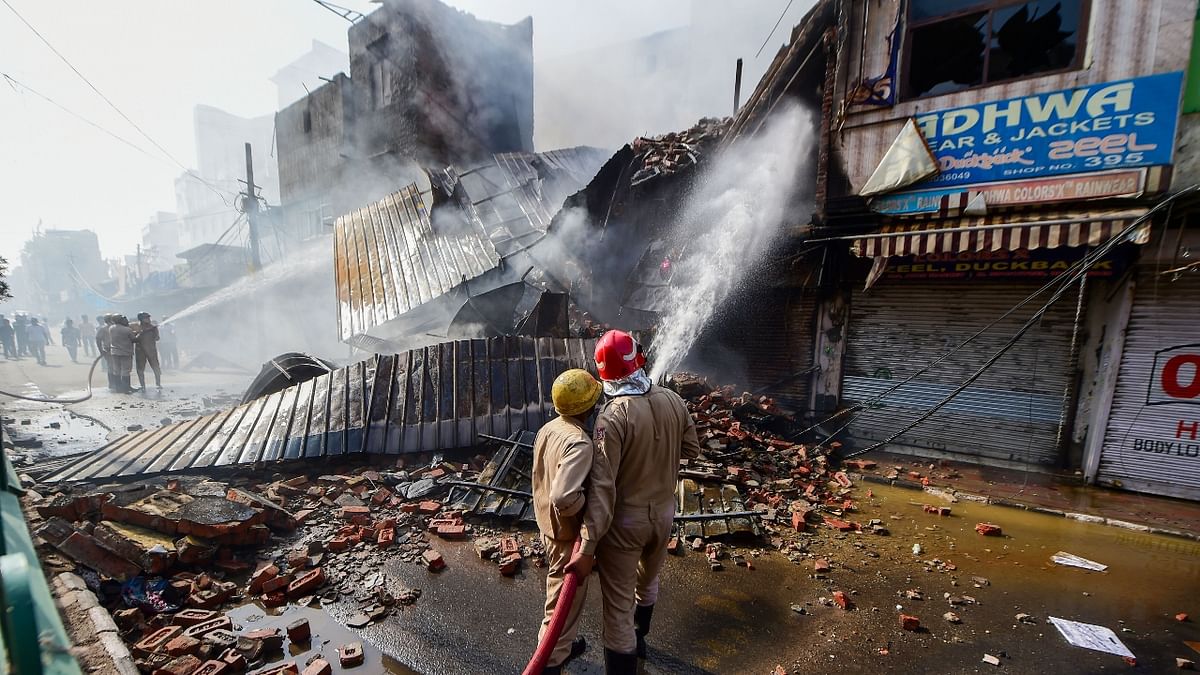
[826,186,1198,459]
[756,0,797,59]
[1,0,236,204]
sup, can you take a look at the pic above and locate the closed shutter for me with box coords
[1098,273,1200,500]
[843,282,1081,466]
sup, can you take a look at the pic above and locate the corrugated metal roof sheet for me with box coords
[335,147,607,343]
[43,336,598,484]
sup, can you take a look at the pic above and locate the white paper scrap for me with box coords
[1051,552,1108,572]
[1048,617,1134,658]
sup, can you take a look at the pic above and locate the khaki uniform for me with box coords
[591,385,700,654]
[532,416,612,666]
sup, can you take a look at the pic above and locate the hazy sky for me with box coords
[0,0,808,265]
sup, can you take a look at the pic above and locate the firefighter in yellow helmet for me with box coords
[531,368,611,673]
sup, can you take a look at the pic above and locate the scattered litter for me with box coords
[982,653,1001,666]
[1178,658,1195,670]
[1051,552,1108,572]
[912,543,922,556]
[943,612,961,624]
[975,523,1002,537]
[1048,616,1135,659]
[1177,613,1190,622]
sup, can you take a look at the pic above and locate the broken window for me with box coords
[369,61,393,109]
[904,0,1087,99]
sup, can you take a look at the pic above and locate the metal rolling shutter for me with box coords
[843,282,1081,466]
[1098,273,1200,500]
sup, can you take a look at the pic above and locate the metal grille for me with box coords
[1098,272,1200,500]
[842,282,1080,466]
[43,337,597,484]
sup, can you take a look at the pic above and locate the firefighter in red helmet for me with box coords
[573,329,700,673]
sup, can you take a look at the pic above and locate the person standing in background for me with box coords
[61,318,81,363]
[14,315,28,357]
[0,315,14,360]
[159,321,179,370]
[80,315,94,358]
[27,317,49,366]
[133,312,162,390]
[108,315,135,393]
[97,315,115,390]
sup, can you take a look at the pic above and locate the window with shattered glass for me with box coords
[903,0,1087,100]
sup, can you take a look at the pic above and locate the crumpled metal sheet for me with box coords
[43,336,598,484]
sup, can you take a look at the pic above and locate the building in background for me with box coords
[140,211,181,274]
[12,228,111,318]
[270,39,349,110]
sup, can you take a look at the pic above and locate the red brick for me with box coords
[287,567,325,598]
[244,628,283,652]
[371,487,392,505]
[192,660,228,675]
[182,616,232,640]
[262,591,287,607]
[253,663,298,675]
[417,500,442,515]
[422,549,445,571]
[974,523,1002,537]
[791,511,805,532]
[56,531,141,580]
[823,517,853,532]
[326,536,350,552]
[813,559,831,573]
[154,654,203,675]
[899,614,920,631]
[282,476,308,488]
[170,610,214,624]
[293,509,315,523]
[135,626,183,657]
[262,573,293,595]
[499,537,519,556]
[498,553,521,576]
[301,658,332,675]
[377,528,395,548]
[435,524,466,540]
[340,505,370,521]
[164,635,201,657]
[833,471,852,488]
[426,467,446,479]
[832,591,851,610]
[219,648,245,671]
[286,550,309,571]
[248,565,279,594]
[843,459,876,470]
[399,503,419,513]
[338,642,364,667]
[286,618,311,643]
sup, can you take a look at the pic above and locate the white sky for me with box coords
[0,0,806,265]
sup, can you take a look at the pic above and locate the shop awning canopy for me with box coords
[850,208,1150,258]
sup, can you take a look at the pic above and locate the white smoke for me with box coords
[649,103,812,380]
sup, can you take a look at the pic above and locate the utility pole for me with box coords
[734,58,744,113]
[244,142,263,272]
[136,244,143,285]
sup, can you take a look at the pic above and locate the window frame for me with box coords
[899,0,1092,102]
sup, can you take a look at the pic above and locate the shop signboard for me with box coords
[871,169,1146,216]
[913,72,1184,189]
[881,246,1128,281]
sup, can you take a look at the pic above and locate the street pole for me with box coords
[244,142,262,272]
[734,57,744,113]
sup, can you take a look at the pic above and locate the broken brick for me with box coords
[154,655,203,675]
[55,531,141,580]
[262,574,294,595]
[422,549,445,571]
[417,500,442,514]
[434,523,467,540]
[244,628,283,653]
[370,487,392,505]
[499,537,519,556]
[164,635,201,657]
[286,618,311,643]
[823,517,854,532]
[192,660,229,675]
[1177,613,1189,622]
[201,629,238,653]
[219,648,246,671]
[499,553,521,576]
[287,567,326,599]
[253,663,298,675]
[833,471,852,488]
[832,591,851,610]
[262,591,287,608]
[974,523,1003,537]
[791,511,805,532]
[302,658,332,675]
[338,642,364,668]
[899,614,920,631]
[326,536,350,552]
[377,528,395,548]
[340,505,370,522]
[248,565,279,594]
[135,626,183,657]
[813,559,831,573]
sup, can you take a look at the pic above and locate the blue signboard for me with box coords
[914,71,1184,189]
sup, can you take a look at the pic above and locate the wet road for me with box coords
[309,482,1200,674]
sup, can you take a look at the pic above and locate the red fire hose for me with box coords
[522,539,582,675]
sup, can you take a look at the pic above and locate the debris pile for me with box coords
[629,117,729,186]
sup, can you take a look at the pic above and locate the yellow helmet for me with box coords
[551,368,602,417]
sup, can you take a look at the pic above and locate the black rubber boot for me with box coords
[634,604,654,659]
[604,648,638,675]
[544,636,587,673]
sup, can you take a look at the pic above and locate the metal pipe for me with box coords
[445,481,532,498]
[478,433,534,449]
[674,510,762,522]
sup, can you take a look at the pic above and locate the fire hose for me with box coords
[0,355,103,404]
[521,539,582,675]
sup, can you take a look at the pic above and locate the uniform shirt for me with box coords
[96,324,111,352]
[109,325,135,357]
[532,416,612,555]
[590,385,701,534]
[134,324,159,352]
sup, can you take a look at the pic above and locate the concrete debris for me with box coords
[975,523,1003,537]
[982,653,1001,666]
[943,611,961,623]
[629,117,728,187]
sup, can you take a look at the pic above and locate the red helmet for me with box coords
[594,330,645,381]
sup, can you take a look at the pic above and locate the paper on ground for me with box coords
[1051,551,1108,572]
[1048,617,1134,658]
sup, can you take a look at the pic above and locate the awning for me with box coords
[850,208,1151,258]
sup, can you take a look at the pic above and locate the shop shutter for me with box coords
[843,282,1081,466]
[1098,273,1200,500]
